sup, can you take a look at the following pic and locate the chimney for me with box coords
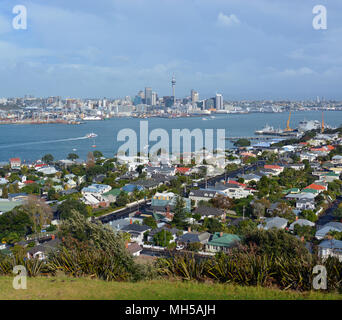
[220,232,223,237]
[130,219,133,224]
[125,241,129,249]
[51,235,55,240]
[188,226,191,233]
[296,216,298,221]
[301,236,304,242]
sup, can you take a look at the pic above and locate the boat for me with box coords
[255,125,284,136]
[83,116,102,121]
[85,133,98,139]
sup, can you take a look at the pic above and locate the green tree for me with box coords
[300,210,318,222]
[93,150,103,159]
[1,186,8,199]
[57,198,89,220]
[234,139,251,147]
[143,216,157,230]
[153,230,173,247]
[42,154,54,164]
[67,153,79,161]
[172,197,187,229]
[116,192,129,207]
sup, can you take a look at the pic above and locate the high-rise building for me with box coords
[216,93,223,110]
[191,89,199,103]
[151,92,157,106]
[171,75,176,105]
[145,87,152,105]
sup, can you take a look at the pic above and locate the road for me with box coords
[316,195,342,227]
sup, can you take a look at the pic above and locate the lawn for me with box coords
[0,277,341,300]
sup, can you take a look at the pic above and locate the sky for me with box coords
[0,0,340,100]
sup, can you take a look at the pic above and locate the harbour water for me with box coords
[0,110,341,162]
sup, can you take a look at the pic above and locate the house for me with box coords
[188,189,220,207]
[126,242,143,257]
[9,158,21,170]
[65,179,77,190]
[177,231,211,246]
[332,155,342,164]
[176,167,191,175]
[206,232,240,253]
[27,237,61,260]
[237,173,262,183]
[102,188,121,203]
[296,198,316,211]
[289,219,315,231]
[151,192,191,213]
[0,178,9,185]
[258,217,288,230]
[8,193,28,201]
[193,206,226,220]
[36,166,58,175]
[318,239,342,262]
[122,184,144,194]
[120,223,151,245]
[81,184,112,196]
[315,222,342,240]
[263,164,284,175]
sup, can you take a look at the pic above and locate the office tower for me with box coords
[171,75,176,104]
[151,92,157,106]
[191,89,199,103]
[138,90,145,99]
[216,93,223,110]
[145,87,152,105]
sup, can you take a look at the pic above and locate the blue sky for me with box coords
[0,0,340,100]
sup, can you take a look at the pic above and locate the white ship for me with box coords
[85,133,98,139]
[83,116,102,121]
[255,125,284,135]
[298,119,336,132]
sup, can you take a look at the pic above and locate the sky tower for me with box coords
[171,75,176,104]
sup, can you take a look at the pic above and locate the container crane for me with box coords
[284,110,293,132]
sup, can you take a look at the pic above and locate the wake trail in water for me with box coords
[0,136,89,149]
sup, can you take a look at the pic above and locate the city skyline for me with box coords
[0,0,341,99]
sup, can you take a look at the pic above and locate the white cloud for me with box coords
[278,67,315,77]
[216,13,240,27]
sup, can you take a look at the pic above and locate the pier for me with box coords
[225,136,286,141]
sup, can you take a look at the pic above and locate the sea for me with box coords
[0,110,341,162]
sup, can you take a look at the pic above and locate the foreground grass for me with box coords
[0,277,341,300]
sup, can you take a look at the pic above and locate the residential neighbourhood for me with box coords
[1,127,342,263]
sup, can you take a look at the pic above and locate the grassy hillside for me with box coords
[0,277,341,300]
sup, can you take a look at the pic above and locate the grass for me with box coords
[0,276,341,300]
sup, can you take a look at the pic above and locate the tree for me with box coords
[57,198,89,220]
[1,186,8,199]
[333,207,342,222]
[93,150,103,159]
[22,195,52,233]
[143,216,157,230]
[42,154,54,164]
[67,153,79,161]
[116,192,129,207]
[234,139,251,147]
[300,210,318,222]
[203,218,223,233]
[212,195,232,212]
[252,198,270,218]
[153,230,173,247]
[243,229,309,259]
[172,196,187,229]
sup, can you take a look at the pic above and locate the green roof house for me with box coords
[206,232,240,253]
